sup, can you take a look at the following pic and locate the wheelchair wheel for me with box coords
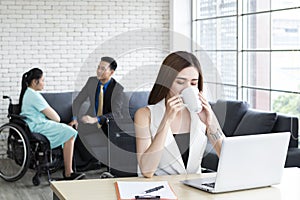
[0,123,30,182]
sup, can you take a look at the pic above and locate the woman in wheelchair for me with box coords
[19,68,85,180]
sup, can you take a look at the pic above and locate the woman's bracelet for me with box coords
[207,128,223,141]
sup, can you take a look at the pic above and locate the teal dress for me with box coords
[20,88,77,149]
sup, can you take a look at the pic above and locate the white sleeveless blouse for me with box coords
[139,99,207,176]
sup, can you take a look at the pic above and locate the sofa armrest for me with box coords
[272,114,299,148]
[108,119,137,177]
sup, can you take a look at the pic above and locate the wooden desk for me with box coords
[51,168,300,200]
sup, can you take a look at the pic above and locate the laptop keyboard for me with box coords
[203,182,215,188]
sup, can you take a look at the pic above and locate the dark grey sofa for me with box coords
[42,91,300,176]
[202,100,300,171]
[41,91,149,177]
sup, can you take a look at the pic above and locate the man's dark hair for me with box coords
[101,56,117,71]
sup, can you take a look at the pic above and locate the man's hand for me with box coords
[69,119,79,129]
[81,115,98,124]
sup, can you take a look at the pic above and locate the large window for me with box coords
[192,0,300,113]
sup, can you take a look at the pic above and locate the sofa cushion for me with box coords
[124,91,149,119]
[211,100,249,136]
[233,109,277,136]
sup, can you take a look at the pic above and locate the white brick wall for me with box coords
[0,0,170,125]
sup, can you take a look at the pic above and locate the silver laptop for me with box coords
[182,132,290,193]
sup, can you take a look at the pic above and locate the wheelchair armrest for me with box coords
[9,114,27,120]
[9,115,29,129]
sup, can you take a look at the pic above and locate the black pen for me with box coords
[143,185,164,194]
[135,195,160,199]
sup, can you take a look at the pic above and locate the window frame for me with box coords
[192,0,300,110]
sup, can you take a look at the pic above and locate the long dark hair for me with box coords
[19,68,43,106]
[148,51,203,105]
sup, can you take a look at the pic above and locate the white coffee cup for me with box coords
[181,86,202,113]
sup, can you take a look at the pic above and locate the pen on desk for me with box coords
[143,185,164,194]
[135,195,160,199]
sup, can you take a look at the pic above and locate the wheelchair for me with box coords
[0,96,63,186]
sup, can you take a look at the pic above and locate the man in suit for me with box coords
[69,56,124,171]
